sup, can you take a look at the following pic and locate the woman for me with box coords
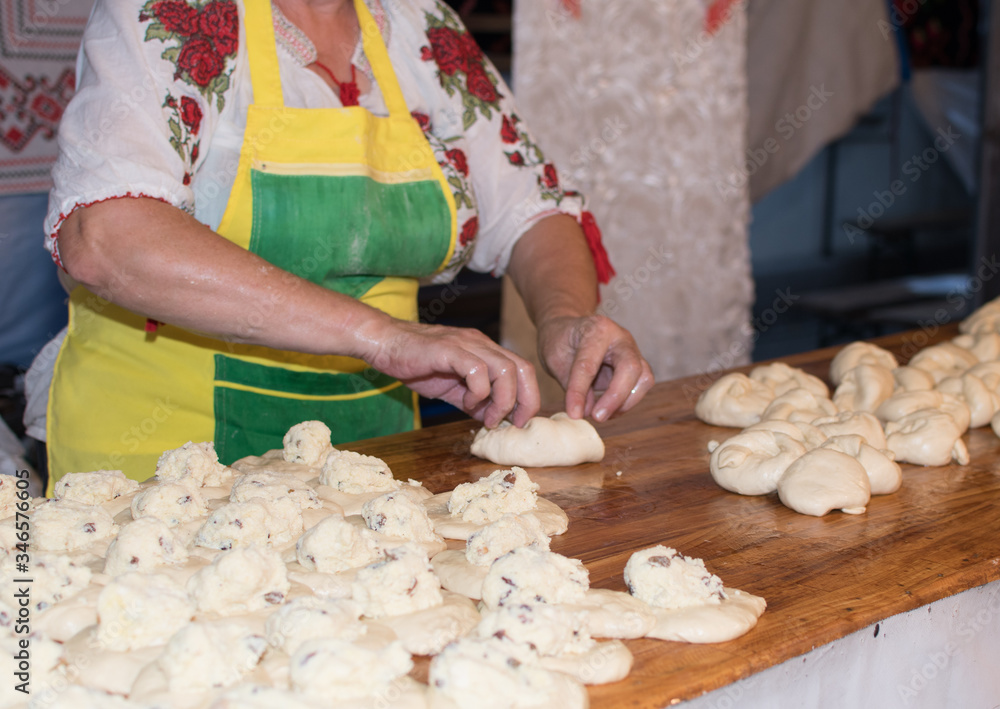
[42,0,653,486]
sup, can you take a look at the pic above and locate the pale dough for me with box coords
[289,638,413,701]
[828,342,898,386]
[819,435,902,495]
[885,410,970,466]
[645,588,767,643]
[480,548,589,611]
[282,420,335,467]
[776,448,871,516]
[351,543,443,619]
[470,412,604,467]
[295,513,383,573]
[264,596,365,655]
[54,469,139,505]
[624,546,725,610]
[561,588,656,640]
[749,362,829,398]
[187,545,290,616]
[425,492,568,542]
[707,429,806,496]
[908,342,978,383]
[831,364,896,414]
[812,411,887,449]
[370,590,480,656]
[158,620,269,691]
[937,373,1000,428]
[760,387,838,424]
[539,640,634,686]
[96,572,194,651]
[156,441,234,488]
[694,372,775,428]
[892,365,937,392]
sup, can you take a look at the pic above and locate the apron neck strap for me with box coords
[244,0,410,118]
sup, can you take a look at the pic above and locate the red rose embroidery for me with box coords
[427,27,468,76]
[542,164,559,189]
[411,111,431,133]
[507,152,525,166]
[190,142,200,162]
[459,217,479,246]
[500,115,518,144]
[180,96,202,134]
[152,0,199,36]
[176,36,224,87]
[459,32,482,62]
[465,65,497,103]
[183,172,192,185]
[446,148,469,177]
[199,0,239,56]
[420,46,433,61]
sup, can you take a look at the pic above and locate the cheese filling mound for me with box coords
[624,546,726,610]
[448,468,539,525]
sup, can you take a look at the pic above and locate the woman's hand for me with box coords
[360,318,541,429]
[538,314,654,422]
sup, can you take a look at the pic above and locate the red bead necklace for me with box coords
[312,60,361,107]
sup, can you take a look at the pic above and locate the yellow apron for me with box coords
[47,0,457,489]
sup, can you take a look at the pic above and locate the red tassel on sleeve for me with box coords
[705,0,741,36]
[578,211,615,285]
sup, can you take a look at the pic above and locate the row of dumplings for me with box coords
[695,301,1000,515]
[0,422,762,708]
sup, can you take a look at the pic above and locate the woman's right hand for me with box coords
[359,318,541,429]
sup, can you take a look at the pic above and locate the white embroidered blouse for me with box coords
[44,0,592,283]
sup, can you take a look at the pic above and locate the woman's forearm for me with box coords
[57,197,390,359]
[507,213,598,328]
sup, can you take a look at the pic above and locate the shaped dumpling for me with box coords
[951,332,1000,362]
[776,448,871,516]
[819,435,901,495]
[812,411,887,449]
[760,388,838,424]
[749,362,828,398]
[937,373,1000,428]
[875,390,971,433]
[907,343,978,383]
[832,364,895,414]
[471,413,604,467]
[707,429,806,496]
[694,373,775,428]
[892,366,936,392]
[829,342,898,386]
[885,410,969,466]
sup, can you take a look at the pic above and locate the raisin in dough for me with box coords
[480,548,588,611]
[470,412,604,467]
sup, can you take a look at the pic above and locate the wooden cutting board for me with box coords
[350,328,1000,708]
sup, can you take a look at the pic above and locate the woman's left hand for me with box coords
[538,314,654,422]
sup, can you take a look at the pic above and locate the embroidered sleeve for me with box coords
[416,0,613,281]
[43,0,238,261]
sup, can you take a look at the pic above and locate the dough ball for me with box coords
[908,342,978,382]
[282,420,334,466]
[156,441,234,488]
[319,450,400,494]
[291,638,412,701]
[885,410,970,466]
[295,513,383,572]
[53,470,139,505]
[265,596,365,655]
[103,516,188,576]
[158,621,268,691]
[749,362,829,398]
[96,572,194,651]
[819,435,902,495]
[449,467,539,525]
[959,296,1000,335]
[476,602,594,656]
[829,342,898,386]
[743,419,828,449]
[951,331,1000,362]
[694,373,775,428]
[131,482,210,526]
[813,411,887,449]
[187,545,290,615]
[362,490,442,543]
[194,498,303,550]
[776,448,871,516]
[429,636,588,709]
[352,543,443,619]
[760,387,838,423]
[708,429,806,496]
[967,361,1000,391]
[937,373,1000,428]
[876,390,971,432]
[832,364,896,413]
[481,547,589,610]
[230,471,322,510]
[624,546,725,610]
[3,552,91,612]
[31,500,119,552]
[470,412,604,467]
[892,366,937,392]
[466,513,551,567]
